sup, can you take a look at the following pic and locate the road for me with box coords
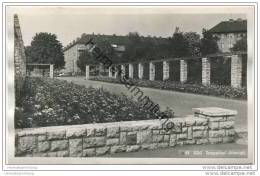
[58,77,247,130]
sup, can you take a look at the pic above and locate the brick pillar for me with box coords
[231,55,242,88]
[180,60,187,83]
[149,62,155,81]
[108,66,112,77]
[192,107,237,144]
[49,64,54,78]
[85,65,90,80]
[202,58,211,85]
[121,65,126,78]
[163,61,170,80]
[129,64,134,79]
[138,63,144,79]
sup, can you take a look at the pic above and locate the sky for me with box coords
[7,6,248,47]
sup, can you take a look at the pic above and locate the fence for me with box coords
[86,52,247,88]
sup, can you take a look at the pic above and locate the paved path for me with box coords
[58,77,247,130]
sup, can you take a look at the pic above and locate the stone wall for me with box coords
[15,107,237,157]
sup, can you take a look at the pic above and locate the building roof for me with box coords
[209,19,247,34]
[63,33,169,52]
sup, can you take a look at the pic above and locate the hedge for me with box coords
[90,76,247,100]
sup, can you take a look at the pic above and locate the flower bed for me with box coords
[89,76,247,100]
[15,77,166,129]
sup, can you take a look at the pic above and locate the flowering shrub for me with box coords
[90,76,247,100]
[15,77,162,129]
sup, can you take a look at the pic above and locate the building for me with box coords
[63,33,168,73]
[209,18,247,52]
[63,34,129,73]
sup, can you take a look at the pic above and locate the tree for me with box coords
[231,36,247,52]
[122,32,142,62]
[170,27,190,57]
[200,29,219,56]
[77,39,118,72]
[183,32,201,57]
[77,51,94,72]
[25,33,65,69]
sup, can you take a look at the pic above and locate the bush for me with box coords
[90,76,247,100]
[15,77,169,129]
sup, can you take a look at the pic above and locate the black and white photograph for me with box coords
[0,1,258,175]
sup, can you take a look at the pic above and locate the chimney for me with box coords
[229,19,234,22]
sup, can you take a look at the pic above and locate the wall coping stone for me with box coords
[15,116,208,137]
[192,107,237,117]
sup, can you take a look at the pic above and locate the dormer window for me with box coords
[111,44,118,48]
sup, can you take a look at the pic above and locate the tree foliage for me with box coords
[77,28,221,72]
[183,32,201,57]
[169,27,190,57]
[231,36,247,52]
[25,32,65,69]
[200,28,219,55]
[122,32,165,62]
[77,39,119,72]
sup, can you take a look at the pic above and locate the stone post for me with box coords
[85,65,90,80]
[108,66,112,77]
[49,64,54,78]
[180,60,188,83]
[114,66,118,78]
[121,65,126,78]
[149,62,155,81]
[202,58,211,85]
[14,14,26,78]
[138,63,144,79]
[129,64,134,79]
[231,55,242,88]
[192,107,237,144]
[163,61,170,80]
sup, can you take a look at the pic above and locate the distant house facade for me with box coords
[209,18,247,52]
[63,33,168,73]
[63,43,87,73]
[63,34,128,73]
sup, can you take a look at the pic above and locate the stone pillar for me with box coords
[138,63,144,79]
[121,65,126,78]
[202,58,211,85]
[149,62,155,81]
[163,61,170,80]
[180,60,187,83]
[49,64,54,78]
[108,66,112,77]
[114,66,118,78]
[129,64,134,79]
[192,107,237,144]
[14,14,26,78]
[231,55,242,88]
[85,65,90,80]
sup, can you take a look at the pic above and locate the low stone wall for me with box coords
[15,107,237,157]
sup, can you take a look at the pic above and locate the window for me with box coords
[220,43,224,49]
